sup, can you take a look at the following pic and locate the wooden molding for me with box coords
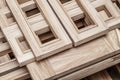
[5,0,72,61]
[48,0,109,46]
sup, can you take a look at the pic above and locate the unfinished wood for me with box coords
[58,29,120,80]
[0,59,19,75]
[63,0,84,21]
[0,14,35,66]
[90,0,120,30]
[17,0,31,4]
[106,66,120,79]
[0,67,29,80]
[0,29,10,55]
[27,62,43,80]
[116,64,120,73]
[0,49,14,64]
[48,0,108,46]
[88,71,112,80]
[0,54,10,63]
[26,29,120,80]
[116,28,120,47]
[0,49,12,57]
[58,52,120,80]
[0,0,6,8]
[111,0,120,13]
[6,0,72,61]
[0,57,30,80]
[27,61,55,80]
[5,0,43,62]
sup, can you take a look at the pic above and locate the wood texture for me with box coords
[48,0,109,46]
[6,0,72,61]
[90,0,120,30]
[0,0,120,80]
[27,29,120,80]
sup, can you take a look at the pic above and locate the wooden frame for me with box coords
[6,0,72,61]
[48,0,108,46]
[26,29,120,80]
[0,13,35,66]
[90,0,120,30]
[0,0,120,79]
[0,59,19,75]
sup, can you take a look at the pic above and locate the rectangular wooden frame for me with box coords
[90,0,120,30]
[6,0,72,61]
[48,0,108,46]
[0,14,35,66]
[27,29,120,80]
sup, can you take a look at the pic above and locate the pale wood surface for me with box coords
[0,0,120,80]
[48,0,108,46]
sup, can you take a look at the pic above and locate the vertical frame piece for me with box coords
[6,0,42,61]
[48,0,108,46]
[6,0,72,61]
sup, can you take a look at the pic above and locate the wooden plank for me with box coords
[27,61,55,80]
[116,64,120,73]
[0,1,53,66]
[0,67,30,80]
[0,59,19,75]
[48,0,108,46]
[0,30,10,56]
[28,0,72,61]
[0,0,119,79]
[53,53,120,80]
[0,0,6,8]
[106,66,120,79]
[111,0,120,13]
[63,0,84,21]
[0,42,10,54]
[0,54,10,63]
